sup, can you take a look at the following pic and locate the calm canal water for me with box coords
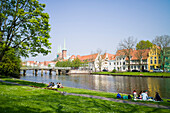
[20,70,170,98]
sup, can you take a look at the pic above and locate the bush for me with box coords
[0,48,21,78]
[112,69,116,73]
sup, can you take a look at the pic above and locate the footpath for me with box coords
[0,79,170,109]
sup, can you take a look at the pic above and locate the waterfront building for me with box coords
[128,49,149,71]
[147,45,161,72]
[101,53,115,71]
[69,53,115,72]
[115,50,127,71]
[115,49,149,72]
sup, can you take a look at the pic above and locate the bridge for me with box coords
[20,67,72,76]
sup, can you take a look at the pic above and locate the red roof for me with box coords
[101,53,116,60]
[130,49,150,60]
[116,49,150,60]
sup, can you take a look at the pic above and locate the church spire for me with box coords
[63,39,66,50]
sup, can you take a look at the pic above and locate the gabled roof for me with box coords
[79,53,98,62]
[116,49,134,56]
[70,53,98,62]
[130,49,150,60]
[116,49,150,60]
[101,53,116,60]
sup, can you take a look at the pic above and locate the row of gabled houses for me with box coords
[22,44,169,72]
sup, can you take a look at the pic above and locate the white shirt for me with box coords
[141,93,148,100]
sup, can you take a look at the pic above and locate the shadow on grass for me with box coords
[2,79,47,87]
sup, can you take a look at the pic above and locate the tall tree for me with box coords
[0,0,51,61]
[135,40,152,71]
[96,49,104,72]
[136,40,153,50]
[118,37,137,72]
[152,35,170,72]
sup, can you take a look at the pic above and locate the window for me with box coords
[134,66,136,69]
[138,66,140,69]
[154,57,156,59]
[145,65,147,69]
[123,67,125,70]
[150,60,152,64]
[120,58,121,60]
[154,60,156,64]
[123,58,125,60]
[159,60,161,64]
[123,62,125,65]
[150,57,152,59]
[114,62,116,65]
[117,62,119,65]
[120,62,121,65]
[110,63,111,65]
[131,66,133,69]
[150,66,154,70]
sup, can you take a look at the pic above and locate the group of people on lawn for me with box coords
[133,90,163,101]
[117,90,163,101]
[47,82,63,88]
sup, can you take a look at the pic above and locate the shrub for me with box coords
[112,69,116,73]
[0,48,21,78]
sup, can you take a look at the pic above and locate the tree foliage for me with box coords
[152,35,170,71]
[136,40,153,50]
[135,40,152,71]
[0,46,21,77]
[118,36,137,71]
[55,58,84,68]
[0,0,51,61]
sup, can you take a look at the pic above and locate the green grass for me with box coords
[1,78,48,87]
[1,82,170,113]
[93,72,170,77]
[1,77,170,107]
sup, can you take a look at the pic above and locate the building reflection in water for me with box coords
[21,71,170,98]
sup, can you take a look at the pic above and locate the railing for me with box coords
[20,67,72,70]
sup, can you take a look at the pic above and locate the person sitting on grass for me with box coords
[133,90,137,99]
[58,82,63,88]
[47,82,52,87]
[141,90,148,100]
[56,82,60,88]
[155,92,163,101]
[52,82,55,87]
[137,91,143,99]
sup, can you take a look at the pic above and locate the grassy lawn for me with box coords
[1,77,170,108]
[1,82,170,113]
[92,72,170,77]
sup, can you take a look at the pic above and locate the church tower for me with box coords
[62,39,67,59]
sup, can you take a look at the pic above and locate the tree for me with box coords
[0,0,51,62]
[96,49,106,72]
[72,58,82,69]
[0,47,21,77]
[135,40,152,71]
[118,37,137,72]
[136,40,153,50]
[152,35,170,72]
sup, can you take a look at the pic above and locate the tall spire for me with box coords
[63,39,66,50]
[60,45,62,53]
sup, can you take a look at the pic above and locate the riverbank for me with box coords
[1,78,170,113]
[92,72,170,78]
[1,77,170,107]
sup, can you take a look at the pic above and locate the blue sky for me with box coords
[23,0,170,61]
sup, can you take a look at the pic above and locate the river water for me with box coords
[20,70,170,98]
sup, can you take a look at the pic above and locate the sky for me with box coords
[22,0,170,62]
